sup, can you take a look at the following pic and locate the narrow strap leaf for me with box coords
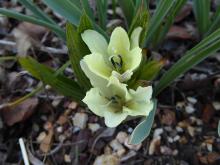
[129,99,157,144]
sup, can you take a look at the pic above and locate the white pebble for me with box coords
[153,128,164,138]
[212,101,220,111]
[72,113,88,129]
[116,131,128,144]
[88,123,100,133]
[185,104,195,114]
[187,97,197,104]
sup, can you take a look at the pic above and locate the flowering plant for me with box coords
[2,0,220,144]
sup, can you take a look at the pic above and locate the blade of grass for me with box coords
[144,0,176,47]
[154,28,220,96]
[205,6,220,36]
[193,0,211,36]
[118,0,135,27]
[151,0,186,47]
[43,0,81,25]
[0,8,65,40]
[18,0,56,25]
[96,0,108,30]
[80,0,95,22]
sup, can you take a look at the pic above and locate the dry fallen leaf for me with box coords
[202,104,215,123]
[12,22,47,56]
[160,109,176,125]
[167,26,193,40]
[2,98,39,126]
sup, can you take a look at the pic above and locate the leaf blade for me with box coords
[129,100,157,145]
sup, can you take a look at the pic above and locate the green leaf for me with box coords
[19,57,84,101]
[18,0,56,25]
[206,6,220,36]
[0,8,65,40]
[193,0,211,36]
[96,0,108,30]
[43,0,109,40]
[43,0,82,25]
[218,120,220,136]
[140,60,163,81]
[81,0,95,22]
[130,100,157,145]
[151,0,186,47]
[144,0,176,47]
[128,4,150,47]
[154,28,220,96]
[118,0,135,26]
[66,14,92,91]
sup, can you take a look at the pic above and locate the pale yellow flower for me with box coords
[80,27,143,90]
[83,76,153,127]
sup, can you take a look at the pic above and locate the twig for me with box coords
[0,39,67,54]
[19,138,30,165]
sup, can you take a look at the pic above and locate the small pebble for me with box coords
[212,101,220,111]
[68,101,78,109]
[116,131,128,144]
[153,128,164,138]
[207,143,213,152]
[187,97,197,104]
[185,104,195,114]
[52,98,62,107]
[72,113,88,129]
[176,126,184,132]
[43,121,52,130]
[32,123,39,132]
[173,135,180,142]
[187,126,195,137]
[88,123,100,133]
[64,154,71,163]
[176,101,185,109]
[160,146,172,155]
[168,137,174,143]
[172,149,178,156]
[36,132,46,143]
[56,126,63,133]
[109,139,124,152]
[149,137,161,155]
[104,146,112,154]
[58,134,66,142]
[93,154,119,165]
[127,127,133,133]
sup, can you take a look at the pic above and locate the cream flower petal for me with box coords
[130,27,142,49]
[107,75,128,99]
[107,27,130,56]
[123,101,153,117]
[129,86,153,102]
[82,53,112,80]
[123,47,142,72]
[80,59,110,96]
[81,30,108,55]
[83,88,109,117]
[103,110,128,127]
[111,70,133,82]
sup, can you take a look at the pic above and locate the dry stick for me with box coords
[0,39,67,54]
[19,138,30,165]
